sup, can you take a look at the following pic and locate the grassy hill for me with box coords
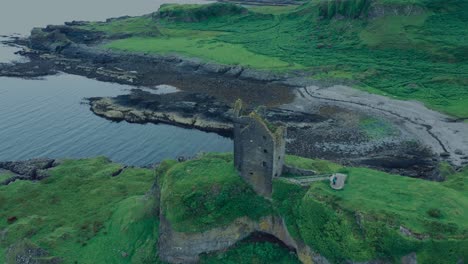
[1,154,466,263]
[77,0,467,118]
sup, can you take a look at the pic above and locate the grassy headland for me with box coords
[0,157,158,263]
[276,155,468,263]
[1,154,467,263]
[76,0,467,117]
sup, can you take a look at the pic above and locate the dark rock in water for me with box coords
[0,158,55,183]
[0,61,56,78]
[5,240,61,264]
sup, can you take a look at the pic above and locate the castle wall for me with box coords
[272,127,286,179]
[234,117,275,197]
[234,115,286,197]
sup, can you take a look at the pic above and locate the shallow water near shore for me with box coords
[0,0,233,165]
[0,73,232,166]
[0,0,210,35]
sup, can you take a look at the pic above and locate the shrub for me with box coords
[427,208,442,218]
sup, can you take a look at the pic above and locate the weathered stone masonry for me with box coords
[233,99,287,197]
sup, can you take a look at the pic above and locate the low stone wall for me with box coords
[283,164,316,176]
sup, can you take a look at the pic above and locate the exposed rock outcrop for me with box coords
[89,89,321,136]
[0,158,57,185]
[158,214,321,264]
[5,240,61,264]
[367,2,425,19]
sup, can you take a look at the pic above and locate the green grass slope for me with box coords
[85,1,468,117]
[158,153,273,233]
[1,154,467,263]
[0,156,297,263]
[0,157,156,263]
[275,156,468,263]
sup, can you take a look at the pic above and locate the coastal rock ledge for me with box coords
[158,215,319,264]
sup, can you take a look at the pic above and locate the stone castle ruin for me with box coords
[232,99,346,196]
[233,100,287,197]
[158,100,347,264]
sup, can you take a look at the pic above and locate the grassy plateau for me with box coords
[74,0,468,118]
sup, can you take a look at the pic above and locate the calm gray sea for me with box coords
[0,0,232,166]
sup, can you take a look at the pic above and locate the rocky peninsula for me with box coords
[2,17,467,178]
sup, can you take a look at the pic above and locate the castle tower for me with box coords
[233,100,287,197]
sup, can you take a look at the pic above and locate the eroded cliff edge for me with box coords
[151,153,468,264]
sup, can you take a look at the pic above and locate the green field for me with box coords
[76,0,468,117]
[106,37,296,70]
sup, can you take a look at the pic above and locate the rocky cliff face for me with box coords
[158,214,323,264]
[367,2,425,19]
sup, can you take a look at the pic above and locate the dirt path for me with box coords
[284,85,468,167]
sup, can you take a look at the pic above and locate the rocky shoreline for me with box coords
[1,21,467,177]
[0,158,59,185]
[88,89,441,179]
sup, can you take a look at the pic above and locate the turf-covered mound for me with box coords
[156,3,249,22]
[157,153,273,233]
[275,156,468,263]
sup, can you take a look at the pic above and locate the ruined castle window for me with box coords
[274,173,278,177]
[249,172,254,176]
[278,156,281,160]
[263,149,268,153]
[262,161,267,167]
[263,135,267,140]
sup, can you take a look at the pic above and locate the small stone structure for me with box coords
[330,173,347,190]
[233,100,286,197]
